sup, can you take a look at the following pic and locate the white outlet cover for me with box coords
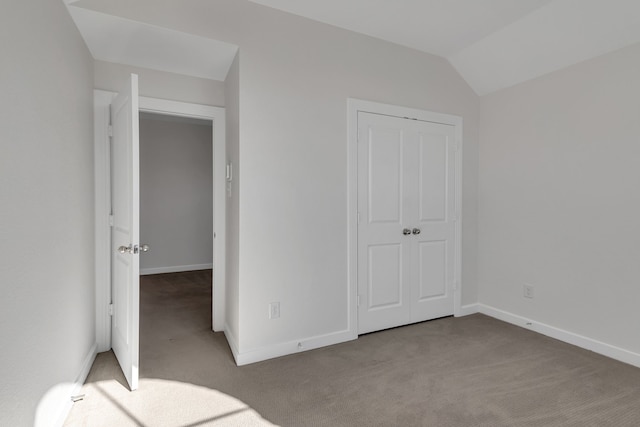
[523,284,534,299]
[269,302,280,319]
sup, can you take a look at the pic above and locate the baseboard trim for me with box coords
[36,342,97,427]
[478,304,640,369]
[223,326,240,365]
[140,264,213,275]
[456,303,479,317]
[232,329,358,366]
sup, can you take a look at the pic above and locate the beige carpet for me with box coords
[65,270,640,426]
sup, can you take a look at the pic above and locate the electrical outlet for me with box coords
[269,302,280,319]
[523,284,535,299]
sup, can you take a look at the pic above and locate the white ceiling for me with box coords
[250,0,554,58]
[67,5,238,81]
[249,0,640,95]
[449,0,640,94]
[66,0,640,95]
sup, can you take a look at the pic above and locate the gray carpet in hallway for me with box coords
[65,270,640,426]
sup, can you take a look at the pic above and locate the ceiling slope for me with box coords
[67,5,238,81]
[248,0,553,57]
[250,0,640,95]
[450,0,640,95]
[66,0,640,94]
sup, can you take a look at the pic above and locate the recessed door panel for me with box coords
[418,132,448,222]
[417,240,447,300]
[368,244,402,309]
[368,128,403,224]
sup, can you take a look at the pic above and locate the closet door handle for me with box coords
[412,228,421,235]
[402,228,412,235]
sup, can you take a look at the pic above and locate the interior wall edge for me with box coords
[456,303,480,317]
[224,326,240,365]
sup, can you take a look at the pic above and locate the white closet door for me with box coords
[357,112,455,334]
[357,113,412,334]
[409,121,456,323]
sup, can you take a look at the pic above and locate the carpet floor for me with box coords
[64,270,640,426]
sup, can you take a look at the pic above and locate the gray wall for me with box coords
[94,60,226,106]
[79,0,480,357]
[139,115,213,273]
[479,42,640,355]
[0,1,95,425]
[221,1,480,355]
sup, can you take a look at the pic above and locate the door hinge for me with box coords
[107,125,113,138]
[357,211,361,224]
[108,214,114,227]
[108,303,114,316]
[357,295,361,307]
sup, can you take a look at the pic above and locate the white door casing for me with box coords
[94,90,226,356]
[110,74,140,390]
[356,108,459,334]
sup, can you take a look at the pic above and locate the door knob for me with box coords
[412,228,421,235]
[118,245,133,254]
[118,244,150,254]
[402,228,412,235]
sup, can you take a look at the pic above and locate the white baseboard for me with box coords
[230,329,357,366]
[478,304,640,369]
[456,303,479,317]
[35,342,97,427]
[224,326,240,365]
[140,263,213,275]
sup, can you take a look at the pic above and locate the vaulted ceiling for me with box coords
[66,5,238,81]
[67,0,640,95]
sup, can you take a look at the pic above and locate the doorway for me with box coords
[94,89,227,381]
[138,112,213,276]
[138,112,215,366]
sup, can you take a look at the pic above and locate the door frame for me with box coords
[347,98,463,334]
[95,89,226,352]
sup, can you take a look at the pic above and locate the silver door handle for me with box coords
[403,228,412,235]
[118,244,150,254]
[118,245,133,254]
[412,228,421,235]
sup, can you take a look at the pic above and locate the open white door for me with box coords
[110,74,140,391]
